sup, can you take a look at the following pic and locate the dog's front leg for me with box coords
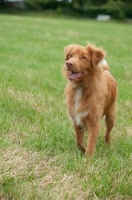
[74,124,86,153]
[86,122,100,156]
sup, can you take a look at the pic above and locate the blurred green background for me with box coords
[0,0,132,20]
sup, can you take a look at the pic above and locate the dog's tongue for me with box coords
[68,71,83,81]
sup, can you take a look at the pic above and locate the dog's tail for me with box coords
[98,59,110,71]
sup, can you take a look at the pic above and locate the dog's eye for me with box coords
[69,54,72,58]
[82,55,87,60]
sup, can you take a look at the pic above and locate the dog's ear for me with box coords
[87,43,106,67]
[64,44,75,60]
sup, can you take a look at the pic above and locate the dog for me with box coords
[63,43,117,156]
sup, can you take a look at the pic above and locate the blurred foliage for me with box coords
[25,0,132,19]
[0,0,132,19]
[103,0,125,19]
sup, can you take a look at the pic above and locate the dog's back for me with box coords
[98,59,110,71]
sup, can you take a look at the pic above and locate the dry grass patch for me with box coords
[0,147,92,199]
[1,146,131,199]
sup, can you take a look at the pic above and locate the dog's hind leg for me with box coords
[74,124,86,153]
[105,104,116,143]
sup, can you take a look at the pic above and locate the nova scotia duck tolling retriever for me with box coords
[63,43,118,156]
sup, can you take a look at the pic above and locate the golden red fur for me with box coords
[63,43,117,156]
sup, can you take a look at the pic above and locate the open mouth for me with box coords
[68,71,84,81]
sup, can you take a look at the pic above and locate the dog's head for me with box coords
[63,43,106,81]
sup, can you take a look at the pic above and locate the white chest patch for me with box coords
[74,111,89,127]
[73,88,88,127]
[74,88,82,112]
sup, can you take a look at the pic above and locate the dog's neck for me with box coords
[71,77,100,90]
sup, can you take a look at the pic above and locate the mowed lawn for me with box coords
[0,14,132,199]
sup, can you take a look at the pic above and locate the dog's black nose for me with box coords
[66,61,73,69]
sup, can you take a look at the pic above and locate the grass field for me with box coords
[0,14,132,199]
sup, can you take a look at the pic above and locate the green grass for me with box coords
[0,14,132,199]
